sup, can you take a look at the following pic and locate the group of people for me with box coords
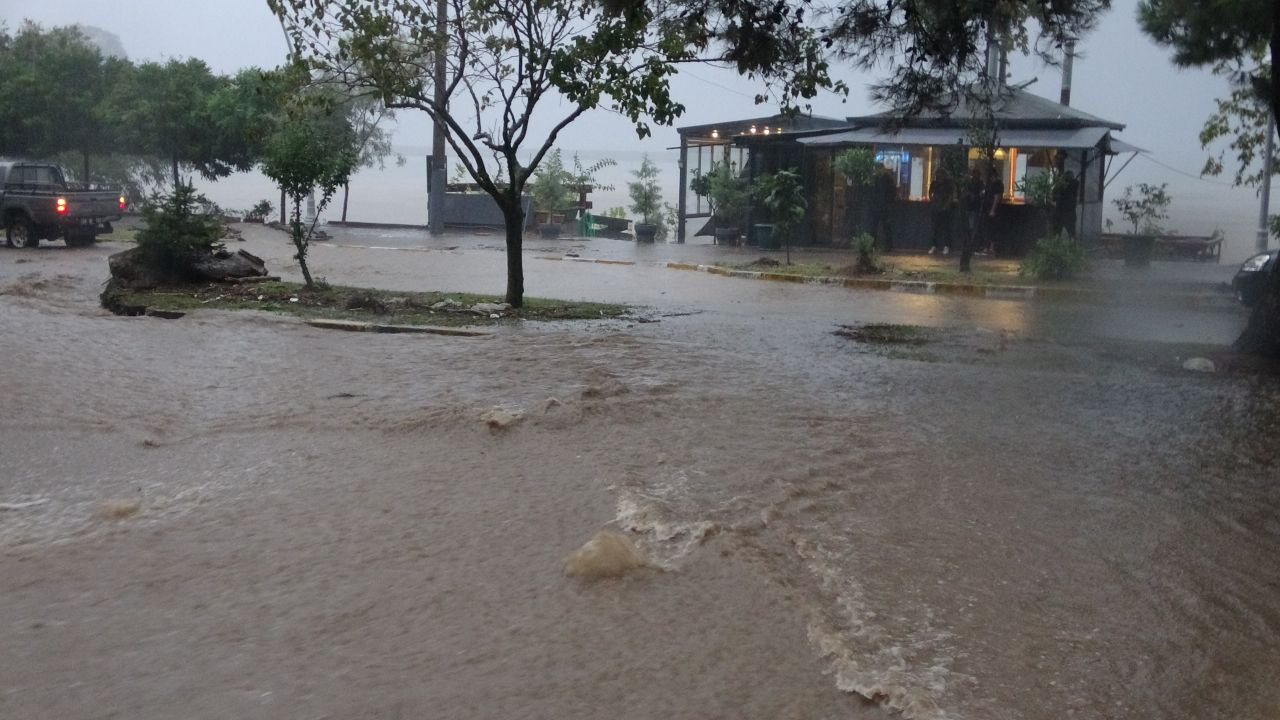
[931,166,1082,256]
[867,162,1080,262]
[926,166,1008,257]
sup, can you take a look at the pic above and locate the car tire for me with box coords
[6,216,37,248]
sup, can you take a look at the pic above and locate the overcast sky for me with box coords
[3,0,1268,253]
[0,0,1236,157]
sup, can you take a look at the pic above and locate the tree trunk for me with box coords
[289,197,315,288]
[341,181,350,222]
[502,194,525,307]
[171,154,180,189]
[279,187,286,225]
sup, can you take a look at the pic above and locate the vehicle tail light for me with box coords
[56,197,68,215]
[119,195,127,211]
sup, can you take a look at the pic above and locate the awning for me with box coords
[798,125,1110,150]
[1107,136,1147,154]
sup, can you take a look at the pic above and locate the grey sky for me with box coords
[3,0,1266,255]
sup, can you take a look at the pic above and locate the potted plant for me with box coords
[690,160,749,245]
[1112,182,1171,268]
[528,149,575,238]
[755,169,807,263]
[628,155,663,242]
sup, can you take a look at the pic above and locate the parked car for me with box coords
[0,161,125,248]
[1232,250,1277,307]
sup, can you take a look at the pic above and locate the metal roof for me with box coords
[798,125,1112,149]
[847,88,1125,131]
[676,113,847,137]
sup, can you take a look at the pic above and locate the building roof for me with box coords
[798,125,1114,150]
[676,113,847,139]
[847,87,1125,131]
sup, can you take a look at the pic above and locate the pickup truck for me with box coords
[0,161,125,248]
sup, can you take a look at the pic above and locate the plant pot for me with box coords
[714,227,740,246]
[754,224,779,250]
[1121,235,1155,268]
[634,222,658,243]
[538,222,561,239]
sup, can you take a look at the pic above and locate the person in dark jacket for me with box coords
[867,166,897,251]
[929,170,956,255]
[1052,170,1080,238]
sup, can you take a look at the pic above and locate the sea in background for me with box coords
[194,146,1270,264]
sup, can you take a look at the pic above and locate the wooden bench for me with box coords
[1098,232,1223,263]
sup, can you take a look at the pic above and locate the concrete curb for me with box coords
[659,262,1238,309]
[305,319,491,337]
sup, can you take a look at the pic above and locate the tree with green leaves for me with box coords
[1197,49,1274,188]
[0,22,125,182]
[268,0,816,306]
[755,168,806,263]
[111,58,245,188]
[1139,0,1280,356]
[260,93,360,288]
[341,94,405,222]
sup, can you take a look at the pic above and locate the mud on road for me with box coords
[2,238,1278,720]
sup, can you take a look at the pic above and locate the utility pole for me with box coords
[1258,110,1275,253]
[428,0,448,235]
[1060,41,1075,107]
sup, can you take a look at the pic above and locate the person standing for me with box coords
[867,165,897,252]
[929,169,956,255]
[978,165,1004,255]
[963,168,983,252]
[1052,169,1080,238]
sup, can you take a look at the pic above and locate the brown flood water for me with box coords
[1,241,1278,719]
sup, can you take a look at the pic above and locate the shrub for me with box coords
[244,199,274,223]
[134,181,225,277]
[833,148,878,188]
[1020,232,1087,280]
[1113,183,1171,235]
[853,232,880,274]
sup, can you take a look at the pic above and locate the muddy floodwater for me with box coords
[2,232,1278,719]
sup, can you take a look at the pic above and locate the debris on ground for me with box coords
[833,323,929,345]
[481,406,524,430]
[96,500,141,520]
[1182,357,1217,373]
[471,302,511,316]
[563,530,649,579]
[0,499,49,511]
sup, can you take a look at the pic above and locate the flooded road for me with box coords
[1,233,1277,719]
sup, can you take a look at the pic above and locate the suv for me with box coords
[0,161,125,248]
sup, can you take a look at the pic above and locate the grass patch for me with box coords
[103,280,627,327]
[713,260,1051,287]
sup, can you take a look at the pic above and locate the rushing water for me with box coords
[1,236,1277,719]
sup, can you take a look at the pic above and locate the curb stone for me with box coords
[305,319,491,337]
[657,261,1237,309]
